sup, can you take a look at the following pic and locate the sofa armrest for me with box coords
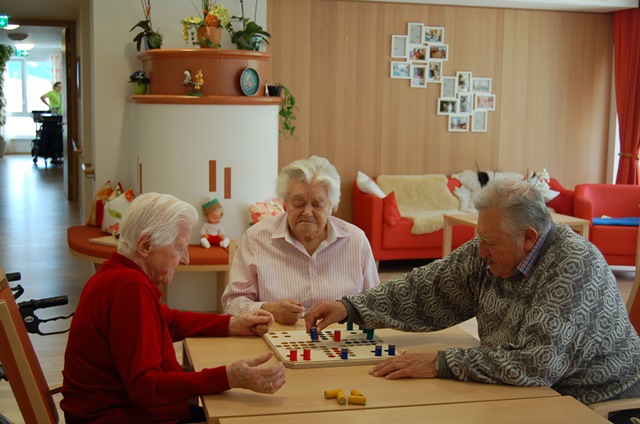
[352,181,384,259]
[574,185,594,222]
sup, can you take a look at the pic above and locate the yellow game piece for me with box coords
[348,395,367,405]
[324,388,342,399]
[350,389,364,397]
[336,390,347,405]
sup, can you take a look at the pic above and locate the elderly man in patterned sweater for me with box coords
[306,178,640,420]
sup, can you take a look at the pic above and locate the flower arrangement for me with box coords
[130,0,163,51]
[225,0,270,51]
[129,70,151,84]
[181,1,231,47]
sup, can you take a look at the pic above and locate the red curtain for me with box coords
[614,8,640,185]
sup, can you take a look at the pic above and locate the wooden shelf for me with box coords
[128,94,282,105]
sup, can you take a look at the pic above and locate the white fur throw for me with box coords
[377,174,460,234]
[451,170,525,213]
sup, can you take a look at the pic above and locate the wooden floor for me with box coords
[0,154,634,423]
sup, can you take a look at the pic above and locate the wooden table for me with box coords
[218,396,609,424]
[442,212,591,256]
[184,321,559,424]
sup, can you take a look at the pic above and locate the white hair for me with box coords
[275,156,341,211]
[118,192,198,257]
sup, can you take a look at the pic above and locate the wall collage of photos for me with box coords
[391,23,497,133]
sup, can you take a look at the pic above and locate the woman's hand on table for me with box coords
[228,310,274,336]
[369,353,438,379]
[261,299,305,325]
[227,351,286,394]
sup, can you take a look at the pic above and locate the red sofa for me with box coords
[574,184,640,266]
[352,178,475,262]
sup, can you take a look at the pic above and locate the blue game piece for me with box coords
[341,347,349,360]
[310,327,319,342]
[388,344,396,356]
[374,344,382,356]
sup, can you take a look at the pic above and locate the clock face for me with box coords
[240,67,260,96]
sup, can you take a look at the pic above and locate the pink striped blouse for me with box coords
[221,213,380,316]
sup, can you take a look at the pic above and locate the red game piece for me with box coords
[303,348,311,360]
[333,330,341,342]
[289,349,298,361]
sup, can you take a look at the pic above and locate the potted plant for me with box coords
[225,0,270,51]
[269,83,297,140]
[0,44,14,157]
[181,1,231,48]
[131,0,163,51]
[129,70,151,95]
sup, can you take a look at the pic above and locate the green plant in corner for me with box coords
[131,0,163,51]
[278,84,298,140]
[0,44,15,128]
[225,0,271,51]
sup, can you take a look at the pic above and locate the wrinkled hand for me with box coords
[227,352,286,394]
[304,301,347,333]
[228,310,274,336]
[261,299,305,325]
[369,353,438,379]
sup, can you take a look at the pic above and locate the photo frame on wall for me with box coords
[391,35,408,58]
[449,114,470,132]
[472,111,488,132]
[458,94,473,114]
[408,22,424,44]
[438,98,457,115]
[428,44,448,61]
[408,45,427,62]
[423,26,444,43]
[475,93,496,111]
[391,61,411,79]
[456,71,472,94]
[471,77,491,94]
[411,64,428,88]
[427,62,442,83]
[441,76,456,97]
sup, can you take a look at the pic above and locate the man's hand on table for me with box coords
[228,309,274,336]
[227,352,286,394]
[369,353,438,379]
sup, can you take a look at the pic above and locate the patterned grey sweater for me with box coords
[343,224,640,404]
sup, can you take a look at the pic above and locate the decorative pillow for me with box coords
[86,180,113,227]
[382,192,401,226]
[356,171,386,198]
[101,185,136,235]
[249,199,285,225]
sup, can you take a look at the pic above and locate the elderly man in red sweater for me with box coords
[61,192,286,423]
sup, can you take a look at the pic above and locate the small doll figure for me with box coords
[200,198,230,248]
[183,69,192,87]
[193,69,204,93]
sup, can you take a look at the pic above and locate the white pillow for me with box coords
[356,171,385,198]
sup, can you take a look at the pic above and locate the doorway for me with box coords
[2,19,78,201]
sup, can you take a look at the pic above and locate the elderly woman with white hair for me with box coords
[222,156,380,324]
[61,193,286,424]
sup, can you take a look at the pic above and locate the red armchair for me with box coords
[574,184,640,266]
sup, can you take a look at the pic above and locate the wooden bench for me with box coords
[67,225,229,312]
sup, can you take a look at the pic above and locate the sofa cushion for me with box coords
[356,171,385,198]
[382,192,401,226]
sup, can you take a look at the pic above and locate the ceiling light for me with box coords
[3,24,20,31]
[14,43,34,51]
[8,33,28,41]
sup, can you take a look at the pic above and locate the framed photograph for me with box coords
[471,77,491,94]
[449,114,470,132]
[437,98,457,115]
[410,64,427,88]
[456,71,472,93]
[428,44,448,61]
[391,35,408,58]
[408,22,424,45]
[472,111,488,132]
[441,76,456,98]
[475,93,496,111]
[407,45,427,62]
[427,62,442,83]
[458,94,473,114]
[390,61,411,79]
[423,26,444,43]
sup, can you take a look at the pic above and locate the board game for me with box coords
[263,326,400,369]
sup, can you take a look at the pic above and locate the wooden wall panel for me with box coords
[269,0,613,221]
